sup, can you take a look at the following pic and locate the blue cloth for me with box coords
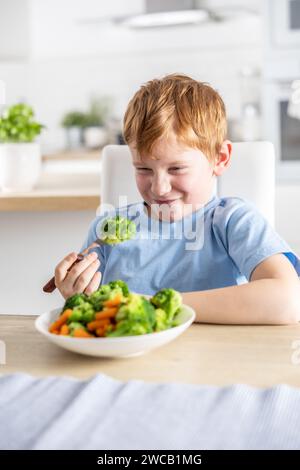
[1,373,300,449]
[81,197,300,295]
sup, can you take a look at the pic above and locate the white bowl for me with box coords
[35,304,195,358]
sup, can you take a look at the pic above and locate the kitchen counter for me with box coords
[1,315,300,387]
[0,148,101,212]
[0,173,100,212]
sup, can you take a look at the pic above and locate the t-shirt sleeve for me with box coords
[80,216,106,278]
[213,198,300,280]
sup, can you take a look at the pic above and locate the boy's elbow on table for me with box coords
[274,278,300,325]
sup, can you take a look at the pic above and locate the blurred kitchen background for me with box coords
[1,0,300,313]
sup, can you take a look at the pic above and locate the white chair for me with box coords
[101,142,275,226]
[219,141,275,226]
[101,145,142,208]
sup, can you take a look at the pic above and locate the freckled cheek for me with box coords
[135,174,150,194]
[173,175,206,204]
[171,175,194,194]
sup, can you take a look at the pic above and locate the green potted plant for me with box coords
[83,96,112,149]
[0,103,45,192]
[61,110,86,149]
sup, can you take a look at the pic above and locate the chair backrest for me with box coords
[101,141,275,225]
[101,145,142,208]
[218,141,275,226]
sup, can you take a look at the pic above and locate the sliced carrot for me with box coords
[49,309,72,333]
[73,328,93,338]
[49,322,59,333]
[95,327,105,337]
[96,321,112,336]
[59,308,73,323]
[95,310,117,321]
[103,293,122,307]
[102,307,118,315]
[60,324,69,336]
[87,319,110,331]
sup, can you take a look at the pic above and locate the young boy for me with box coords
[54,74,300,324]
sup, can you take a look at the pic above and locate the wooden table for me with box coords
[1,315,300,388]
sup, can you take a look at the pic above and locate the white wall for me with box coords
[0,0,30,60]
[29,0,143,59]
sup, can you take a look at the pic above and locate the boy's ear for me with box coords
[213,140,232,177]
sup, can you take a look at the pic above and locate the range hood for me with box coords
[78,1,258,30]
[77,0,211,29]
[122,0,209,29]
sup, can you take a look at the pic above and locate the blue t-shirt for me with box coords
[81,197,300,295]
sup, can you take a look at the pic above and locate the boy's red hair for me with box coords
[123,74,227,161]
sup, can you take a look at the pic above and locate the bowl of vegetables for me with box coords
[35,280,195,358]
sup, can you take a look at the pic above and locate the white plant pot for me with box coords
[83,126,107,149]
[65,126,82,149]
[0,143,41,192]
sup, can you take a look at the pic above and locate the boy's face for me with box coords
[131,132,231,221]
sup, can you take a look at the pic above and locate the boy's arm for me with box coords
[181,254,300,325]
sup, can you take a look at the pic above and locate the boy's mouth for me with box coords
[153,199,179,206]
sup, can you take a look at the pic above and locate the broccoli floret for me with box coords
[88,282,128,310]
[106,294,156,337]
[108,280,130,297]
[154,308,168,332]
[63,293,88,311]
[151,289,182,325]
[68,309,82,323]
[127,323,149,335]
[68,302,95,324]
[116,294,155,326]
[88,285,111,310]
[139,297,156,329]
[108,321,149,337]
[68,322,89,336]
[98,216,136,245]
[94,284,111,298]
[80,302,95,324]
[106,320,130,337]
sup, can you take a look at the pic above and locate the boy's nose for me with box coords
[151,175,172,197]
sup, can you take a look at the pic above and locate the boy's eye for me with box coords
[135,166,188,174]
[136,167,152,173]
[169,167,187,172]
